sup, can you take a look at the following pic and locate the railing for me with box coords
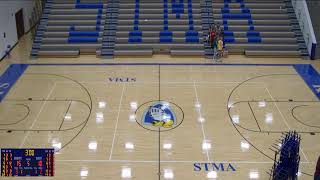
[29,0,45,39]
[292,0,317,60]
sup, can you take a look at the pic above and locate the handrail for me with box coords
[29,0,45,39]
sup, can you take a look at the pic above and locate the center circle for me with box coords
[135,100,184,132]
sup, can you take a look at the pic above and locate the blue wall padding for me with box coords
[248,37,262,43]
[68,37,98,43]
[224,25,228,30]
[69,31,99,37]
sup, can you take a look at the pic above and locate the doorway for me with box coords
[15,8,25,39]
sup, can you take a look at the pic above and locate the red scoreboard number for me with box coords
[1,148,54,176]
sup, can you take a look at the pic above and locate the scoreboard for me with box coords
[1,149,54,176]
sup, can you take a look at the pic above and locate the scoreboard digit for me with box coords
[1,149,54,176]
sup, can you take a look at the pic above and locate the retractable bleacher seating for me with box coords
[31,0,107,57]
[212,0,308,57]
[114,0,204,56]
[31,0,310,58]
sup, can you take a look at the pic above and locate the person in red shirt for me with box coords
[315,156,320,180]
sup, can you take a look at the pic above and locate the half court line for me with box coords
[193,81,210,162]
[109,83,126,160]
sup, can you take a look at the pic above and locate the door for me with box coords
[15,9,25,39]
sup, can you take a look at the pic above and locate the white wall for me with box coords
[0,0,35,58]
[292,0,317,60]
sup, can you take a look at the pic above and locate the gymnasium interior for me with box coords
[0,0,320,179]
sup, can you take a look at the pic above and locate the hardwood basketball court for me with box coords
[0,61,319,179]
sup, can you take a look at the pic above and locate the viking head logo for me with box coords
[142,101,176,128]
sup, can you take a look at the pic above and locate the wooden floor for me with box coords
[0,33,320,179]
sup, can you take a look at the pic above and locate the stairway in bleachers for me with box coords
[31,0,107,57]
[100,0,119,58]
[114,0,204,56]
[212,0,308,58]
[200,0,214,58]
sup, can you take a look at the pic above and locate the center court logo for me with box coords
[135,100,184,132]
[142,101,177,128]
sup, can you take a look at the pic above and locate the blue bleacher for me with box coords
[172,0,184,19]
[128,0,199,44]
[75,0,103,9]
[185,0,199,43]
[159,0,172,43]
[68,37,98,43]
[68,0,102,44]
[129,0,142,43]
[222,0,261,44]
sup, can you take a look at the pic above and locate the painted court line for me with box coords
[55,159,312,164]
[55,81,265,85]
[193,81,210,162]
[27,63,300,66]
[109,83,126,160]
[265,87,310,163]
[19,82,57,148]
[52,70,266,74]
